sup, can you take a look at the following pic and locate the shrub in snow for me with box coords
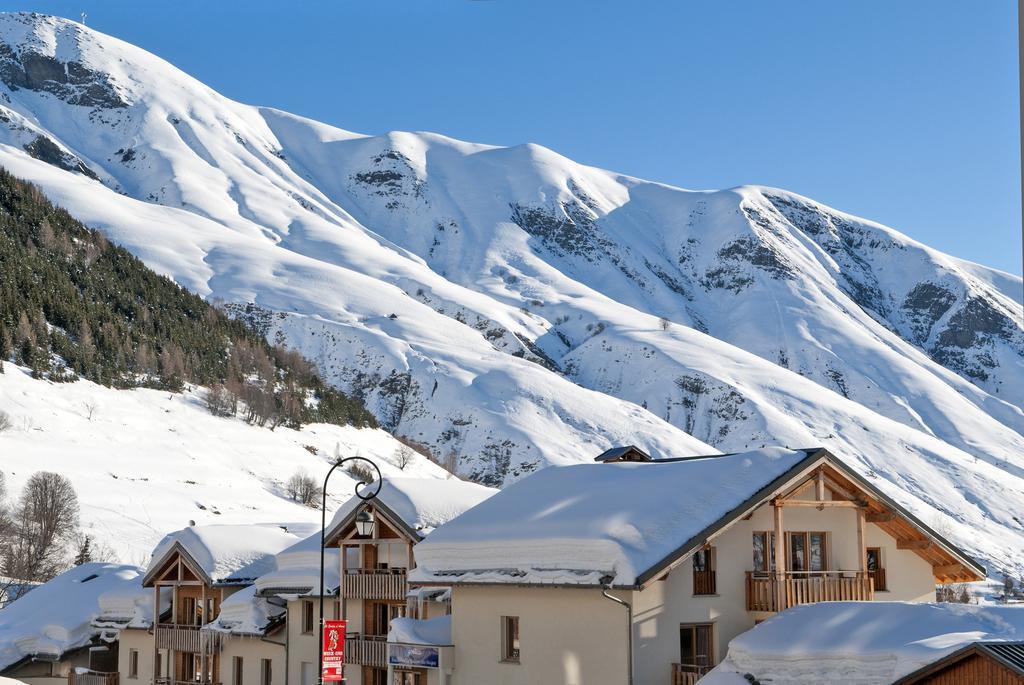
[393,445,415,470]
[0,410,10,432]
[285,471,318,507]
[345,461,376,484]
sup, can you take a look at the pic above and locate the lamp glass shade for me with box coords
[355,510,375,537]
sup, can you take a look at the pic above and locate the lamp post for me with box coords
[318,456,383,685]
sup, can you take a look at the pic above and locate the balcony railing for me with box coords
[344,634,388,668]
[671,662,711,685]
[692,569,716,596]
[745,571,873,612]
[154,624,224,654]
[69,672,118,685]
[341,568,408,601]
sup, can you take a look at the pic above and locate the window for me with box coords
[302,601,315,634]
[300,662,314,685]
[155,652,162,679]
[396,672,422,685]
[233,657,243,685]
[500,616,520,663]
[260,659,272,685]
[754,532,827,574]
[679,623,714,672]
[692,547,717,595]
[752,532,776,573]
[866,547,886,591]
[788,532,827,573]
[128,649,139,679]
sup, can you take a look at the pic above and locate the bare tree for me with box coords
[659,316,671,331]
[204,383,237,417]
[285,470,318,507]
[0,410,11,432]
[1,472,81,582]
[393,445,415,470]
[82,401,97,421]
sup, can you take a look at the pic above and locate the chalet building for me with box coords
[406,447,985,685]
[0,563,148,685]
[128,524,307,685]
[319,478,495,685]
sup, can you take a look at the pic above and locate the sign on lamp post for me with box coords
[322,619,347,682]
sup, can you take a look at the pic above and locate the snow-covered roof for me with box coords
[411,448,821,586]
[0,563,143,671]
[702,602,1024,685]
[388,615,452,646]
[325,477,497,542]
[92,578,161,631]
[204,586,285,636]
[253,532,341,598]
[143,523,313,586]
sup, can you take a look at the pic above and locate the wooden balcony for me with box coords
[671,663,710,684]
[745,571,873,612]
[341,568,407,601]
[344,634,388,668]
[69,672,118,685]
[692,569,716,596]
[154,624,224,653]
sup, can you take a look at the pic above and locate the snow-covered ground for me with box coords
[0,13,1020,577]
[702,601,1024,685]
[0,362,449,563]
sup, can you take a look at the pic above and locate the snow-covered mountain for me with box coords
[0,13,1021,574]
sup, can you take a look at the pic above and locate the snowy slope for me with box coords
[0,362,449,563]
[0,13,1021,575]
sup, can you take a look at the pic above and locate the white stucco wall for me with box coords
[449,585,630,685]
[219,635,285,685]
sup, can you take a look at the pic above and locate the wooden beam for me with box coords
[776,500,861,508]
[856,507,867,573]
[897,539,932,550]
[773,502,785,611]
[815,469,826,501]
[821,474,863,503]
[865,512,895,523]
[933,563,964,577]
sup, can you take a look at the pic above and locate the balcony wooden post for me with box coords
[773,502,785,611]
[856,507,867,573]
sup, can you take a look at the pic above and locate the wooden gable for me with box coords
[771,461,982,583]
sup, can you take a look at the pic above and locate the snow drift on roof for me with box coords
[411,448,812,586]
[253,532,341,598]
[388,615,452,646]
[146,523,313,584]
[0,563,143,670]
[326,477,497,539]
[205,585,284,636]
[702,601,1024,685]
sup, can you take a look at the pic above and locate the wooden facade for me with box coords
[895,642,1024,684]
[144,544,224,685]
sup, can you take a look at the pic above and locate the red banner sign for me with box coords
[322,619,347,682]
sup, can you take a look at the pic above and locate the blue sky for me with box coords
[7,0,1021,274]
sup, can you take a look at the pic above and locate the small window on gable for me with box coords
[128,649,139,679]
[692,547,717,595]
[500,615,520,663]
[302,601,315,634]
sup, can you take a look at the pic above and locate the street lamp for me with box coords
[318,456,382,685]
[354,509,375,537]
